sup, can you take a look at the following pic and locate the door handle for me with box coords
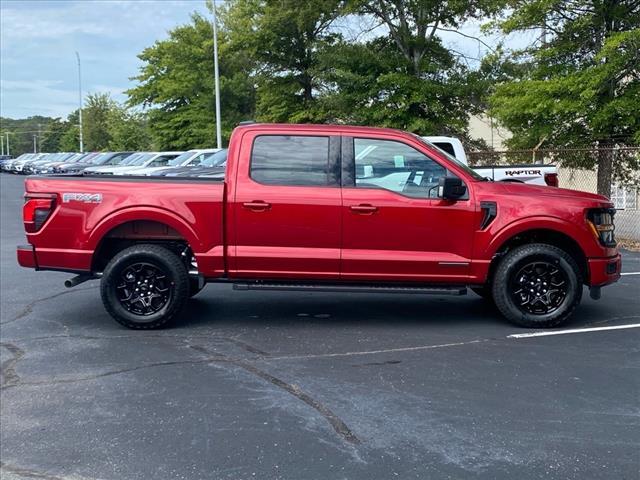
[350,204,378,215]
[243,201,271,212]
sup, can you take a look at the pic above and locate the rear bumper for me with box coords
[588,254,621,287]
[17,244,37,269]
[17,244,92,272]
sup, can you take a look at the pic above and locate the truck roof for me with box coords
[235,122,410,137]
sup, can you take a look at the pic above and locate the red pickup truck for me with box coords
[17,123,621,329]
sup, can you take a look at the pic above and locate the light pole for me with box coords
[212,0,222,149]
[33,135,37,153]
[5,132,9,156]
[76,51,84,153]
[1,133,4,155]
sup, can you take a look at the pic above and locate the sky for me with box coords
[0,0,210,119]
[0,0,529,121]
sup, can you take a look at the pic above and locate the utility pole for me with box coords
[212,0,222,149]
[76,51,84,153]
[33,135,37,153]
[5,132,9,156]
[1,133,4,155]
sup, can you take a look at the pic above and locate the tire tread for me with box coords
[492,243,582,328]
[100,244,189,329]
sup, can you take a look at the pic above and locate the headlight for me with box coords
[587,208,616,247]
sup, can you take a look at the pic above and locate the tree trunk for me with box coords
[596,146,613,198]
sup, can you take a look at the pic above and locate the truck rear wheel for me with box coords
[100,244,190,329]
[492,243,582,328]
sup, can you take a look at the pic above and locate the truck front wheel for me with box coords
[492,243,582,328]
[100,244,190,329]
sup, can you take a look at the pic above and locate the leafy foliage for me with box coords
[319,35,483,137]
[488,0,640,194]
[223,0,345,123]
[2,96,151,156]
[0,116,54,157]
[107,109,152,151]
[83,93,118,151]
[127,12,254,148]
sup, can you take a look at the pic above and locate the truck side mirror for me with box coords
[438,176,467,200]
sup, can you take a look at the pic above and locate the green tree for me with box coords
[83,92,118,151]
[351,0,501,76]
[39,118,69,152]
[127,12,255,149]
[489,0,640,195]
[0,116,55,156]
[320,36,478,135]
[107,107,152,151]
[318,0,503,136]
[225,0,345,122]
[56,110,81,152]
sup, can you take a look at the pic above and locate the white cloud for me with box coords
[0,0,208,119]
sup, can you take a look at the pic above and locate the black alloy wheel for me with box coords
[101,244,190,329]
[510,261,569,315]
[116,262,172,316]
[492,243,582,328]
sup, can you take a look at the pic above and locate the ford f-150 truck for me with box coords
[17,123,620,329]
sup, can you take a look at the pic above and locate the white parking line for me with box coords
[620,272,640,276]
[508,323,640,339]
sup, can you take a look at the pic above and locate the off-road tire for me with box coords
[492,243,582,328]
[100,244,190,329]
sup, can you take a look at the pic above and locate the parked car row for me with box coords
[2,135,555,186]
[0,149,227,177]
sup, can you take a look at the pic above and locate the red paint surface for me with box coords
[18,123,620,288]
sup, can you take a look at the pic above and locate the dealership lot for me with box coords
[1,173,638,479]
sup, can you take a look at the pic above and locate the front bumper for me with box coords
[588,254,621,287]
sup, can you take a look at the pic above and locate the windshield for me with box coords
[202,149,227,167]
[413,135,485,181]
[122,153,153,166]
[134,153,156,165]
[90,153,108,164]
[168,151,198,166]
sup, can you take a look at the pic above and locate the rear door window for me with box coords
[251,135,330,186]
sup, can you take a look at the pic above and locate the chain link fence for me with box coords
[468,147,640,242]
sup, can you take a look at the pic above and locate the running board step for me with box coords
[233,282,467,295]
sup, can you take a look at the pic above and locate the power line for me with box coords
[0,130,47,134]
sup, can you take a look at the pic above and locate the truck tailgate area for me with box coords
[22,176,226,275]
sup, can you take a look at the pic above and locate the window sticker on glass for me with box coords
[354,138,447,198]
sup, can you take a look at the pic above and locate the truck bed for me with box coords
[23,175,226,276]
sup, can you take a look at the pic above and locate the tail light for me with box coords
[24,193,56,233]
[544,172,559,187]
[587,208,616,247]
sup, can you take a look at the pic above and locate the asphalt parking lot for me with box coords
[1,172,639,480]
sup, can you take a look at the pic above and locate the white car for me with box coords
[84,152,181,175]
[112,152,183,175]
[84,152,151,175]
[131,149,220,176]
[423,136,559,186]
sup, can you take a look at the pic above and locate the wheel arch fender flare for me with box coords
[87,207,202,252]
[484,216,590,259]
